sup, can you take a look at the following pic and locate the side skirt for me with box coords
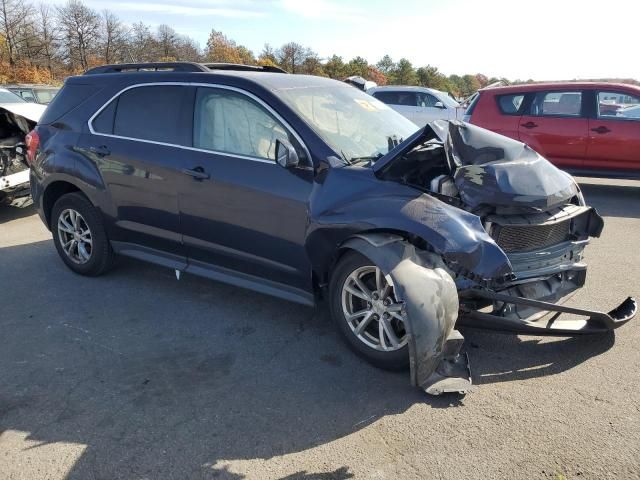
[111,241,315,307]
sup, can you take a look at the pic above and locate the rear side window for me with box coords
[496,94,525,115]
[531,91,583,117]
[597,91,640,119]
[110,85,191,145]
[372,91,416,106]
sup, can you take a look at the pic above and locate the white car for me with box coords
[367,86,465,126]
[0,88,46,207]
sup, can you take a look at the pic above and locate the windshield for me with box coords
[277,85,419,162]
[0,89,26,103]
[435,91,460,108]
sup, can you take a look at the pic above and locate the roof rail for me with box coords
[84,62,210,75]
[202,63,288,74]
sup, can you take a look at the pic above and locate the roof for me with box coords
[369,85,444,94]
[2,84,59,89]
[480,81,640,93]
[69,68,348,92]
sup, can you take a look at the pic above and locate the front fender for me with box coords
[342,234,471,394]
[306,166,512,285]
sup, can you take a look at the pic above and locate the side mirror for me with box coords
[434,101,446,109]
[275,138,299,168]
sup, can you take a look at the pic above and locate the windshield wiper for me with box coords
[348,153,384,165]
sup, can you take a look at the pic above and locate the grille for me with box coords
[494,220,571,253]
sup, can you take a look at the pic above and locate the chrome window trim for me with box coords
[87,81,313,166]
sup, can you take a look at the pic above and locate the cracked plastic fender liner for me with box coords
[341,234,462,390]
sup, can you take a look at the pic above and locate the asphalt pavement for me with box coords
[0,177,639,480]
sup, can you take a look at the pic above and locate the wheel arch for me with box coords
[317,228,429,293]
[42,179,91,229]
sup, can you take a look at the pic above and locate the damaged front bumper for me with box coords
[459,288,637,335]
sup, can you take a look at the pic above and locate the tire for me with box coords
[329,251,409,370]
[51,192,115,276]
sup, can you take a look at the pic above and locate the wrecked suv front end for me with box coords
[325,120,636,394]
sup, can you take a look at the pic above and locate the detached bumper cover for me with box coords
[459,289,637,335]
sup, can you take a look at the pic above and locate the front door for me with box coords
[178,86,314,299]
[518,90,588,170]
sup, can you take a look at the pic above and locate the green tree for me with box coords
[345,55,368,77]
[392,58,417,85]
[323,54,346,79]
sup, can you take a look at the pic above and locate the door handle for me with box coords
[181,166,210,180]
[88,145,110,157]
[521,121,538,129]
[591,126,611,134]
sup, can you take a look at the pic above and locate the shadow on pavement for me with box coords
[0,239,619,479]
[0,204,36,224]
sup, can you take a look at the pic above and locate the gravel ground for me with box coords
[0,177,638,480]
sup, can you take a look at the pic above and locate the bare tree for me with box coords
[128,21,154,62]
[56,0,100,71]
[100,10,127,64]
[276,42,312,73]
[0,0,34,65]
[37,3,58,74]
[156,24,178,60]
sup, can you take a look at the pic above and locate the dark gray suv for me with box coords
[28,62,636,395]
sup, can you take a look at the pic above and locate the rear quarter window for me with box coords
[96,85,193,146]
[496,94,525,115]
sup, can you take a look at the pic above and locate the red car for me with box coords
[464,82,640,178]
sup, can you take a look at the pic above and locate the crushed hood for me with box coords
[373,120,579,212]
[0,102,45,136]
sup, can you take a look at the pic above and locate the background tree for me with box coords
[276,42,311,73]
[100,10,128,64]
[0,0,34,65]
[393,58,417,85]
[323,54,346,79]
[56,0,100,71]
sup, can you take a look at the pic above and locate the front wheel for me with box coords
[329,251,409,370]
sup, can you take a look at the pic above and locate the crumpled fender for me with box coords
[306,166,513,285]
[341,233,468,392]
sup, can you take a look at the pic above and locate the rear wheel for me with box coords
[329,251,409,370]
[51,192,114,276]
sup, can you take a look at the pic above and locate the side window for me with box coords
[108,85,191,145]
[496,94,525,115]
[193,87,293,161]
[597,91,640,120]
[531,91,582,117]
[372,91,400,105]
[92,99,117,134]
[416,92,438,108]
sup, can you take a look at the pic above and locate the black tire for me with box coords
[329,251,409,371]
[51,192,115,276]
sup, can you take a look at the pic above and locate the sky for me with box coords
[80,0,639,81]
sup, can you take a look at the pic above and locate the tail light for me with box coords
[25,130,39,164]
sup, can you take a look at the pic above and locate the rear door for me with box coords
[518,90,588,170]
[86,84,193,266]
[371,90,418,123]
[586,89,640,174]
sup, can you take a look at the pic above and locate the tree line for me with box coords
[2,0,637,96]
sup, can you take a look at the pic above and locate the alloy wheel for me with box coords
[57,208,93,264]
[341,265,408,351]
